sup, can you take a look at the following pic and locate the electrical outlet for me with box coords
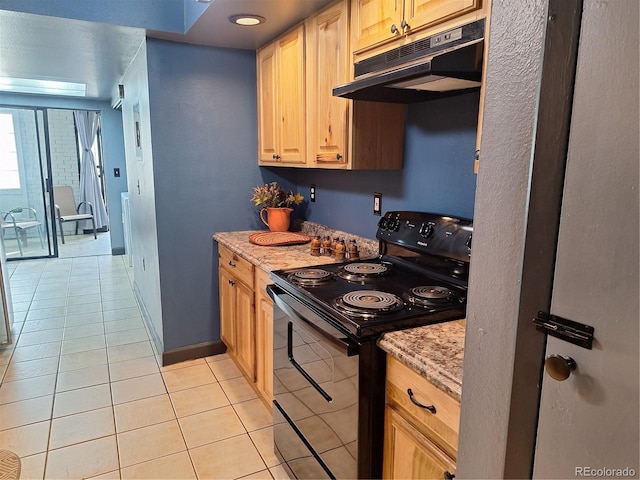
[373,193,382,216]
[310,184,316,202]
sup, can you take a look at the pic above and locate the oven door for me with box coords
[269,285,360,480]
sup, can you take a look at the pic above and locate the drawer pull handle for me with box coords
[444,471,455,480]
[228,260,236,267]
[407,388,436,414]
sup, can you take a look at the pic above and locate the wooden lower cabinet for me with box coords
[217,244,274,408]
[383,355,459,479]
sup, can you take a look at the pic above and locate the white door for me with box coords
[533,1,639,478]
[0,237,13,345]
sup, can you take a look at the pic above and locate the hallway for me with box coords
[0,255,282,479]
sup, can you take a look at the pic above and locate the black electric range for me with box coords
[269,210,473,339]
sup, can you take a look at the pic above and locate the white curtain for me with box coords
[74,110,108,230]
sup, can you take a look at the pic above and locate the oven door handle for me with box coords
[288,322,333,403]
[267,285,360,356]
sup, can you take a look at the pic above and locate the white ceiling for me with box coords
[0,0,333,101]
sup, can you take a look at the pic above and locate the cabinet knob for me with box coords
[390,24,399,35]
[401,19,410,31]
[272,154,281,161]
[444,471,455,480]
[545,354,576,381]
[336,153,343,161]
[228,260,236,268]
[228,279,235,286]
[407,388,436,414]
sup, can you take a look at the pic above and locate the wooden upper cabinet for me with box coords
[306,0,350,166]
[257,25,306,165]
[352,0,482,54]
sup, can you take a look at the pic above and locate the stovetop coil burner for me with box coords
[338,262,391,282]
[287,268,333,287]
[334,290,404,317]
[403,286,458,307]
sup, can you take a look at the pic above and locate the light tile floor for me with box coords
[0,255,286,479]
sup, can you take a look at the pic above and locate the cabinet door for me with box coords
[308,0,351,167]
[219,267,236,354]
[351,0,401,53]
[255,294,274,404]
[257,42,279,164]
[277,25,307,165]
[404,0,481,34]
[234,280,256,381]
[383,405,456,480]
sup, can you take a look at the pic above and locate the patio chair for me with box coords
[1,207,45,256]
[53,186,96,244]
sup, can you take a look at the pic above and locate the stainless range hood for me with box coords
[333,19,485,104]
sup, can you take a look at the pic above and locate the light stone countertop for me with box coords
[377,320,465,401]
[213,229,465,400]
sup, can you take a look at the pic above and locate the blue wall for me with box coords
[0,93,128,253]
[269,91,480,239]
[145,39,261,351]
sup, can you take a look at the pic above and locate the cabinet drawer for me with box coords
[219,245,254,287]
[386,355,459,459]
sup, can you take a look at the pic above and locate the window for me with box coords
[0,113,20,189]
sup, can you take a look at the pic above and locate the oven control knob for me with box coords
[378,218,388,230]
[419,223,435,238]
[389,219,400,231]
[466,234,472,249]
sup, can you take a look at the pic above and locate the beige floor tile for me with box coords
[26,305,66,320]
[234,398,274,432]
[104,317,145,334]
[205,353,231,363]
[29,297,67,309]
[101,290,135,302]
[249,427,281,468]
[0,420,50,457]
[85,469,122,479]
[107,340,154,363]
[0,373,56,404]
[102,298,138,311]
[67,285,101,296]
[179,405,246,449]
[66,302,102,316]
[269,464,291,480]
[66,293,102,306]
[170,383,230,418]
[3,356,59,382]
[113,394,175,432]
[59,348,108,372]
[220,376,259,404]
[240,470,274,479]
[45,435,119,479]
[21,317,65,333]
[56,364,110,392]
[10,342,61,363]
[103,307,141,322]
[63,322,105,340]
[109,355,159,382]
[161,364,217,393]
[208,357,243,381]
[19,453,46,480]
[16,328,64,347]
[0,395,53,431]
[105,328,149,347]
[53,383,112,418]
[117,419,186,468]
[49,406,115,449]
[121,451,196,479]
[190,434,267,480]
[65,311,103,326]
[161,358,206,371]
[61,334,106,355]
[111,373,166,405]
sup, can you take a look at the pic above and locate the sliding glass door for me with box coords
[0,106,54,259]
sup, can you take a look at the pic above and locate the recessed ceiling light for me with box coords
[229,15,265,26]
[0,77,86,97]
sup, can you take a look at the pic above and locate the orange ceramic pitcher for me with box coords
[260,207,292,232]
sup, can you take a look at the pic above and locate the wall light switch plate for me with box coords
[373,193,382,216]
[310,185,316,202]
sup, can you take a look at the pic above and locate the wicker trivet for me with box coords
[249,232,311,246]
